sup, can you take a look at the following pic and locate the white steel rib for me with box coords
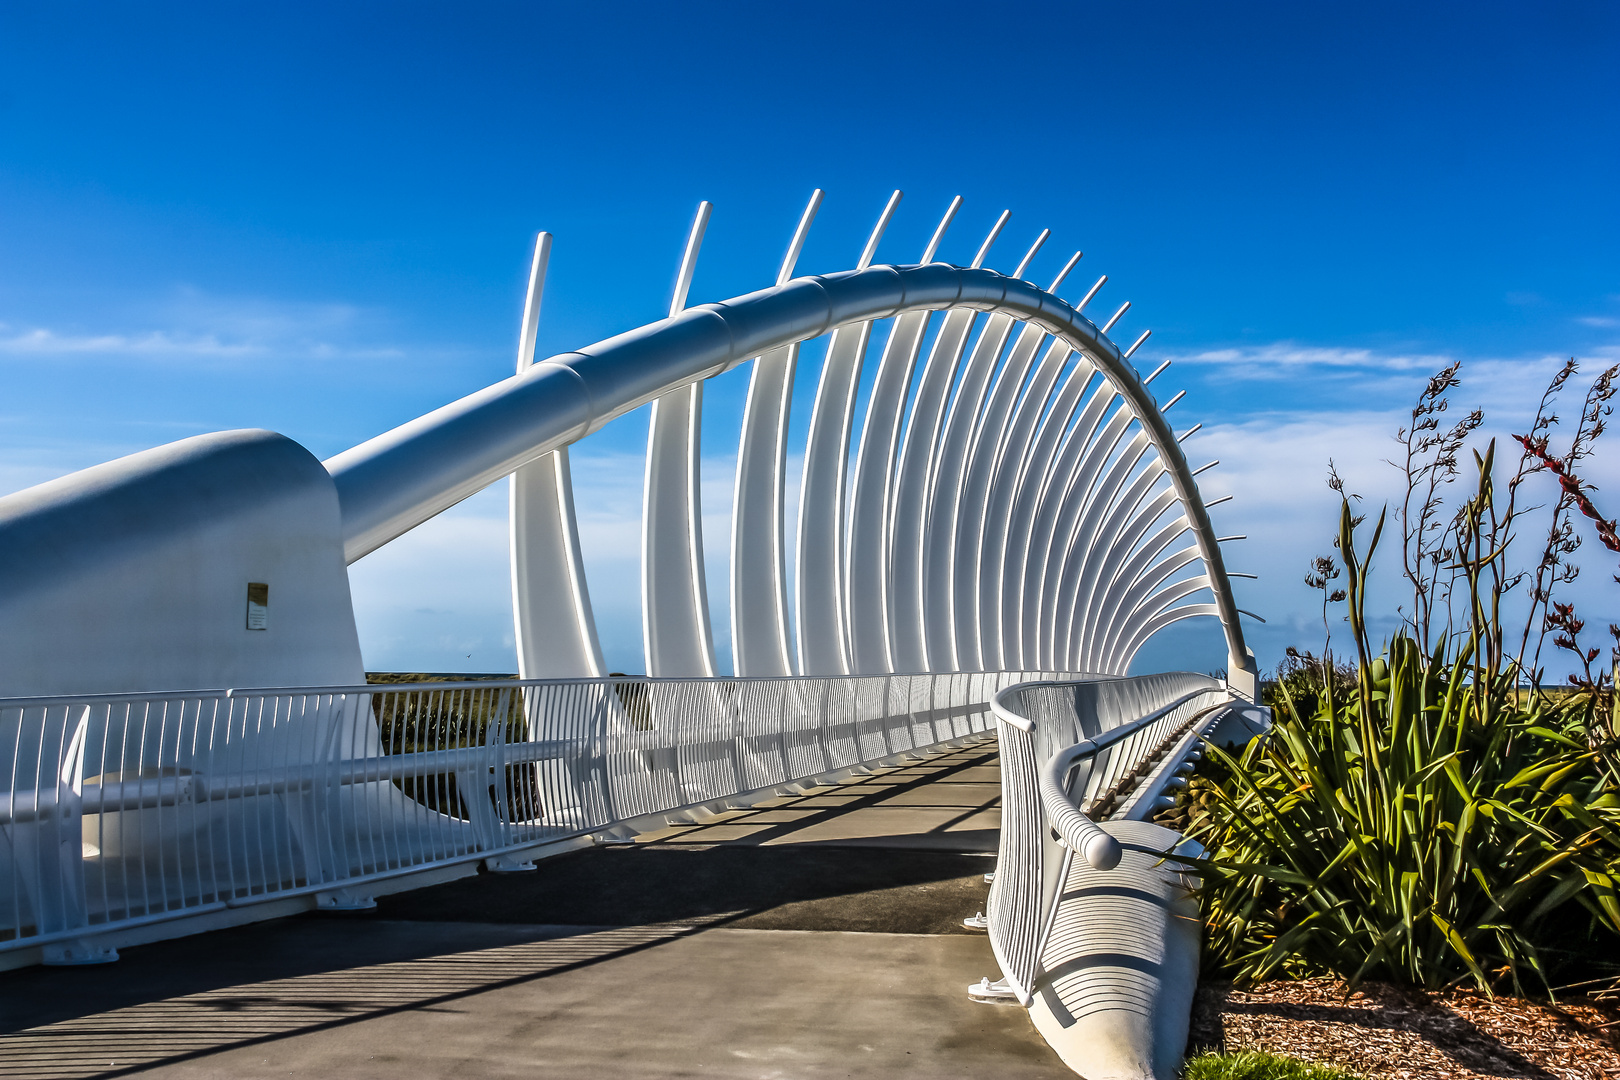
[970,252,1080,669]
[1087,542,1202,672]
[1015,377,1115,666]
[324,237,1257,688]
[1059,453,1173,668]
[999,355,1095,667]
[946,232,1051,671]
[1051,432,1165,666]
[1032,401,1137,668]
[887,200,986,673]
[642,202,717,676]
[846,198,961,673]
[509,232,607,677]
[793,191,901,675]
[1074,494,1189,671]
[730,189,823,676]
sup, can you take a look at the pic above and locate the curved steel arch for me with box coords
[325,214,1257,695]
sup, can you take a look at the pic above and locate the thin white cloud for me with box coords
[0,326,264,357]
[0,289,409,365]
[1165,342,1454,380]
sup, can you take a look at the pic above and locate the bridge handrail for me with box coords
[994,685,1213,872]
[981,673,1232,1005]
[1,669,1097,960]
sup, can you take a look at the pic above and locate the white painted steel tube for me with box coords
[325,263,1252,677]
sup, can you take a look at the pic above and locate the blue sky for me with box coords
[1,2,1616,677]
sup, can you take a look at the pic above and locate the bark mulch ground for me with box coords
[1190,979,1620,1080]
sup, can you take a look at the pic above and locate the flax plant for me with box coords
[1179,366,1620,996]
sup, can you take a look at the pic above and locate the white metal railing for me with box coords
[1,670,1090,960]
[978,672,1234,1005]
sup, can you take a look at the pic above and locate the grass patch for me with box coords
[1183,1050,1366,1080]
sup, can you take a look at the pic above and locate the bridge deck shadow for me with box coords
[0,744,1072,1079]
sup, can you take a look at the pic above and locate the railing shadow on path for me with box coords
[0,743,1058,1080]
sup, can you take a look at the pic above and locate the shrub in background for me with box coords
[1179,361,1620,996]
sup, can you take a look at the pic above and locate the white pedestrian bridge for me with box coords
[0,192,1265,1078]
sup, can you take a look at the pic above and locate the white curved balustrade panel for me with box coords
[983,673,1232,1006]
[0,669,1081,962]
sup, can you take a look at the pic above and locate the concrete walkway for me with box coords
[0,744,1071,1079]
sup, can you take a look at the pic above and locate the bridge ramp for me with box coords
[0,744,1072,1078]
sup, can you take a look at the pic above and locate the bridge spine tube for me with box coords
[999,356,1094,668]
[643,202,718,676]
[323,260,1251,686]
[508,232,606,678]
[730,190,822,676]
[794,195,899,675]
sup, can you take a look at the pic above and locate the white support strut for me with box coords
[509,232,606,677]
[643,202,717,676]
[731,189,823,676]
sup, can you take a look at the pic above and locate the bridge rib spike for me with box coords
[1123,330,1153,360]
[1048,250,1083,293]
[1160,389,1187,412]
[1075,274,1107,312]
[970,210,1011,267]
[857,190,903,270]
[1012,228,1049,279]
[920,196,963,263]
[1143,358,1172,384]
[1101,301,1131,334]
